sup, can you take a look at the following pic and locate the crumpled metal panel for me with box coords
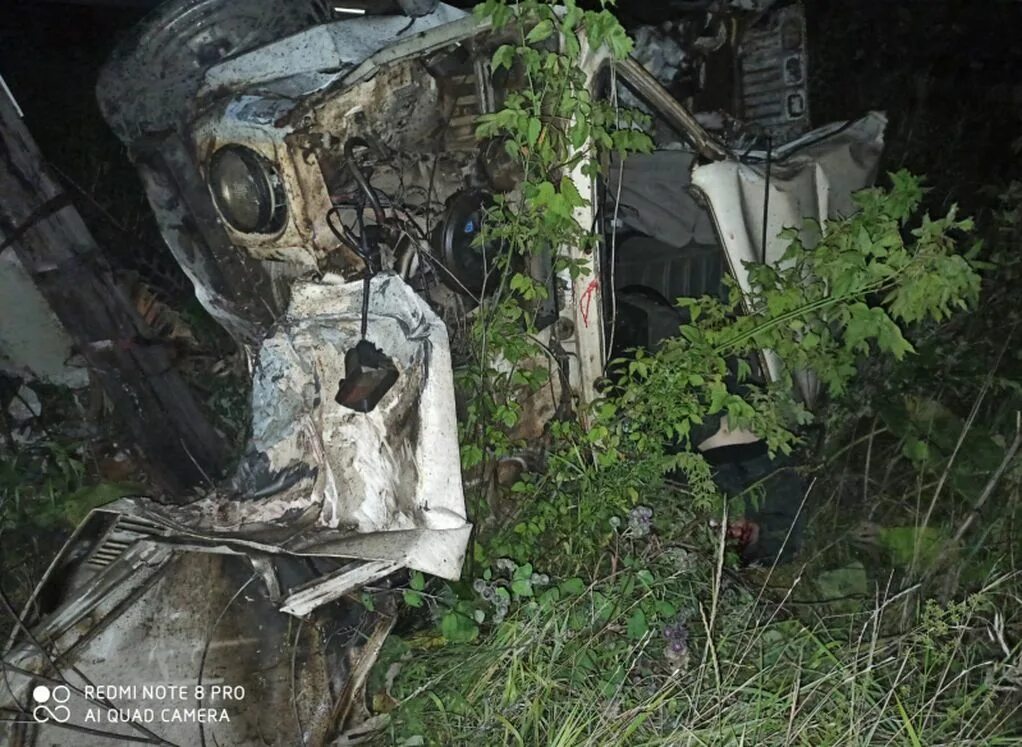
[107,273,471,582]
[691,111,888,403]
[200,4,467,100]
[0,272,468,741]
[692,111,887,277]
[247,273,469,538]
[0,550,389,745]
[97,0,330,143]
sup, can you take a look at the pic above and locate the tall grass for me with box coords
[382,548,1020,746]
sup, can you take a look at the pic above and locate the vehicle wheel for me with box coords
[97,0,330,143]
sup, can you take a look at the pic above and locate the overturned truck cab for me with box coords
[1,1,884,743]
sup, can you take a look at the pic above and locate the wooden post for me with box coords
[0,84,229,498]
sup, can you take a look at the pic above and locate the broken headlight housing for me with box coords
[208,145,287,234]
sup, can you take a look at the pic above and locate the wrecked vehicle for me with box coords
[1,0,883,743]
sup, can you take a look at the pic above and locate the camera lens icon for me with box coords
[32,684,71,723]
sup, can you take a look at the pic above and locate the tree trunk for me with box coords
[0,86,228,498]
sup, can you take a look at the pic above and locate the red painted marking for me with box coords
[580,279,600,328]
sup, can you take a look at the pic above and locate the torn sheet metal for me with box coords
[0,271,467,742]
[1,546,393,745]
[692,111,887,285]
[692,111,887,400]
[114,272,471,582]
[199,3,467,100]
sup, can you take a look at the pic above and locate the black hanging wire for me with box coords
[355,205,371,340]
[327,140,388,342]
[325,192,373,341]
[761,135,772,265]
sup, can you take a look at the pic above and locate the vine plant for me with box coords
[458,0,650,490]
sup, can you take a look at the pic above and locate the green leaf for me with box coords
[511,578,533,598]
[491,44,515,71]
[902,437,930,463]
[877,525,950,568]
[708,383,728,414]
[560,578,586,596]
[810,562,868,614]
[559,174,585,210]
[440,612,479,643]
[526,19,554,44]
[538,588,560,610]
[403,590,424,608]
[526,117,542,147]
[626,608,648,639]
[513,563,534,581]
[606,25,633,59]
[62,482,138,525]
[654,600,677,618]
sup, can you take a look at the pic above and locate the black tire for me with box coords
[97,0,330,143]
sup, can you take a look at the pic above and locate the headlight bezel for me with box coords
[207,145,288,235]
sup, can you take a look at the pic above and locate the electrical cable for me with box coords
[355,207,372,340]
[761,135,772,264]
[738,118,857,164]
[343,138,386,225]
[326,205,362,250]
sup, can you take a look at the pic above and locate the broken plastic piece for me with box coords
[336,338,399,412]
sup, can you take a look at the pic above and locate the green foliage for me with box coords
[376,2,1016,744]
[0,435,140,642]
[458,0,653,485]
[380,557,1018,746]
[403,570,427,609]
[883,395,1007,504]
[597,171,982,508]
[474,171,985,565]
[0,439,108,530]
[410,0,984,599]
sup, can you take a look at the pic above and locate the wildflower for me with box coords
[627,505,654,537]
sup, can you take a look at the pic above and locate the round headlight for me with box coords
[208,145,287,234]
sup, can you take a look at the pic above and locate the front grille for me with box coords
[738,4,811,143]
[85,515,167,570]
